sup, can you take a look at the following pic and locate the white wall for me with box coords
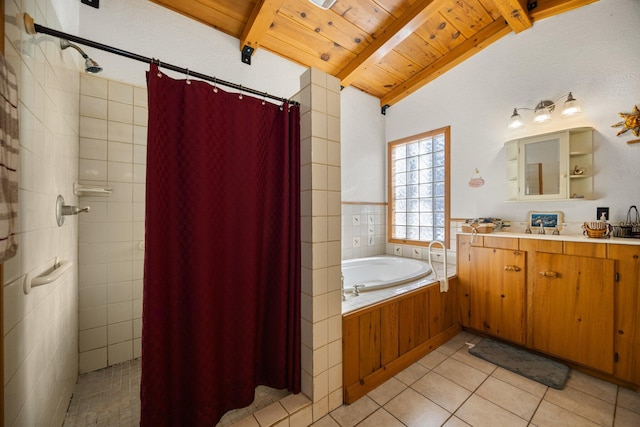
[3,0,81,425]
[78,0,305,98]
[386,0,640,225]
[341,86,386,202]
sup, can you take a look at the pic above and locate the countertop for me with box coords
[461,231,640,246]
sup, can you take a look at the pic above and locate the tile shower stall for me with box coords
[77,75,148,373]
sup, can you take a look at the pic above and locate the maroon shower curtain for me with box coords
[141,64,301,427]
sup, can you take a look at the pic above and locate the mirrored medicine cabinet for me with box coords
[505,127,593,201]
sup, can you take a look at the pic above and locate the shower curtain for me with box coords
[141,64,301,427]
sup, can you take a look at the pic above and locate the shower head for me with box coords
[60,39,103,73]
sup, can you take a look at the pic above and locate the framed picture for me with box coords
[528,211,563,230]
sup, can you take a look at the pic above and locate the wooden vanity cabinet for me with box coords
[529,250,614,374]
[609,244,640,384]
[457,235,526,345]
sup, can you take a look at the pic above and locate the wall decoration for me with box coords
[468,168,485,188]
[528,211,563,230]
[611,105,640,142]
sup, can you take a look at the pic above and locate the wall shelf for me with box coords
[74,182,112,196]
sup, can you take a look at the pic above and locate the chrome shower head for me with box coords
[60,39,103,74]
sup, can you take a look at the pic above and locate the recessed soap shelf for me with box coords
[73,182,112,196]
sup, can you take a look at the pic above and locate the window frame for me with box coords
[387,126,451,249]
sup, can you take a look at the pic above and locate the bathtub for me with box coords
[342,256,432,292]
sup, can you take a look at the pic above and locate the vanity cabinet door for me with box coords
[467,246,526,345]
[456,234,483,327]
[609,244,640,384]
[531,252,614,373]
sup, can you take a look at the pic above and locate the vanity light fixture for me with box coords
[308,0,337,10]
[508,92,581,129]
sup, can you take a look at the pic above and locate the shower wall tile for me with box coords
[109,101,134,124]
[81,95,108,119]
[341,203,387,259]
[108,81,134,104]
[80,137,107,160]
[79,76,147,371]
[81,73,108,98]
[299,69,343,419]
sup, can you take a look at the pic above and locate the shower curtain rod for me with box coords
[22,13,299,106]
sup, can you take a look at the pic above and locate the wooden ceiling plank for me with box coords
[414,13,467,56]
[278,1,374,55]
[393,33,442,68]
[337,0,445,87]
[150,0,249,37]
[487,0,532,33]
[331,0,395,36]
[240,0,286,53]
[261,32,345,75]
[381,18,510,106]
[437,0,494,39]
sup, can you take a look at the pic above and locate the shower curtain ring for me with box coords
[213,77,218,93]
[156,59,162,77]
[262,92,267,105]
[238,85,243,100]
[185,68,191,85]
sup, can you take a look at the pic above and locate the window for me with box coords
[388,126,450,247]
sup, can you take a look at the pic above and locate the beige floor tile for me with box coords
[475,376,541,421]
[491,367,548,398]
[328,395,379,427]
[455,394,528,427]
[617,387,640,415]
[614,406,640,427]
[531,400,600,427]
[394,362,430,386]
[435,339,467,356]
[384,388,451,427]
[442,416,471,427]
[565,370,618,404]
[310,414,340,427]
[253,402,288,427]
[433,357,488,391]
[366,377,407,406]
[417,349,449,369]
[230,416,260,427]
[451,346,497,374]
[357,408,404,427]
[545,386,614,426]
[411,371,472,413]
[449,331,482,345]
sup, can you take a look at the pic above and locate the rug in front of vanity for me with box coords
[469,338,570,389]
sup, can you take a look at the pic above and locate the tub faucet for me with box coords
[428,240,449,292]
[353,284,364,296]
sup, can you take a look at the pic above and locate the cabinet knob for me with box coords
[539,270,558,278]
[504,265,521,272]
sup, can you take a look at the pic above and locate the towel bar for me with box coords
[23,260,73,294]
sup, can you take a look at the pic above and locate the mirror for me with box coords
[524,138,560,195]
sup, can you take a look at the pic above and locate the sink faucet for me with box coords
[428,240,449,292]
[538,223,545,234]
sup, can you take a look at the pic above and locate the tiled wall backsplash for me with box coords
[341,203,387,259]
[77,75,147,373]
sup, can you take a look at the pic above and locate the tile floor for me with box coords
[62,331,640,427]
[314,331,640,427]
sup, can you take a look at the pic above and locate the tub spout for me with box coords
[428,240,449,292]
[353,284,364,296]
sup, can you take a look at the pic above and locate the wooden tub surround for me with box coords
[342,278,460,404]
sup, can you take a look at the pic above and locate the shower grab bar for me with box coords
[23,259,73,294]
[23,13,299,107]
[428,241,449,292]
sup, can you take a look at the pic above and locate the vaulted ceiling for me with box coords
[150,0,598,108]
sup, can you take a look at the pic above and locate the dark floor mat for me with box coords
[469,338,570,389]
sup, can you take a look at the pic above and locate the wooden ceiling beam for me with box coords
[529,0,599,21]
[337,0,443,87]
[239,0,286,57]
[488,0,532,33]
[380,19,511,107]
